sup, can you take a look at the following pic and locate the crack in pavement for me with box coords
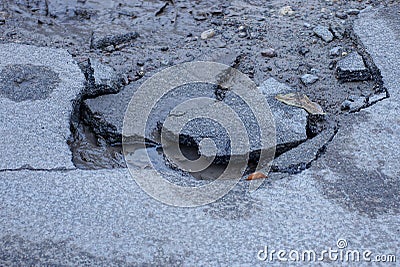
[0,167,76,173]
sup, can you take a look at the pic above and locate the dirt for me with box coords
[0,0,396,176]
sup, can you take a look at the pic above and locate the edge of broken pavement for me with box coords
[0,6,399,266]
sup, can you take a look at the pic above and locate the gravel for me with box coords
[313,25,334,42]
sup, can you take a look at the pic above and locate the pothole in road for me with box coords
[68,43,388,182]
[0,64,60,102]
[66,19,389,182]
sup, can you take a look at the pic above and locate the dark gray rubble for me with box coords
[83,77,308,163]
[336,52,371,82]
[259,78,308,153]
[90,32,139,50]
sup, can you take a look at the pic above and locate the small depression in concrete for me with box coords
[0,64,60,102]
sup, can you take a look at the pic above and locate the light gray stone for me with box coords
[201,29,216,40]
[90,59,124,96]
[301,73,319,85]
[329,46,342,57]
[0,43,84,170]
[313,25,334,42]
[341,96,366,112]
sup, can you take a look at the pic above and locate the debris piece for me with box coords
[301,74,319,85]
[261,48,277,58]
[335,11,348,19]
[346,9,360,16]
[247,172,267,180]
[276,93,325,115]
[80,59,124,98]
[313,25,334,42]
[279,6,294,16]
[201,29,216,40]
[329,46,342,58]
[341,96,366,112]
[91,32,139,50]
[336,52,371,82]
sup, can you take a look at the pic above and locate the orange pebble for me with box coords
[246,172,268,180]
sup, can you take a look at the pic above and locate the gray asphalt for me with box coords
[0,7,399,266]
[0,43,83,170]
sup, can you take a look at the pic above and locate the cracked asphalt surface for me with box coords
[0,1,399,266]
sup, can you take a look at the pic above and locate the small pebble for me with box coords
[201,29,216,40]
[238,32,247,38]
[261,48,277,58]
[301,74,319,85]
[335,11,348,19]
[329,46,343,57]
[105,45,115,52]
[313,25,334,42]
[299,47,309,56]
[279,6,294,16]
[238,25,246,32]
[347,9,360,15]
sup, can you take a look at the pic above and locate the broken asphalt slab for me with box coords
[162,78,308,163]
[336,51,371,82]
[85,77,308,164]
[80,58,125,98]
[0,43,83,170]
[258,78,308,152]
[0,6,399,266]
[311,6,400,217]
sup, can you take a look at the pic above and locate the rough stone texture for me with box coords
[259,78,308,152]
[314,6,400,217]
[0,168,397,265]
[0,43,83,170]
[83,85,132,144]
[82,58,124,98]
[86,79,307,160]
[329,46,342,57]
[341,95,366,112]
[160,83,273,164]
[336,52,371,82]
[272,127,336,174]
[200,29,216,40]
[313,25,334,42]
[0,64,60,102]
[90,31,139,50]
[260,48,277,58]
[159,79,307,163]
[300,73,319,85]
